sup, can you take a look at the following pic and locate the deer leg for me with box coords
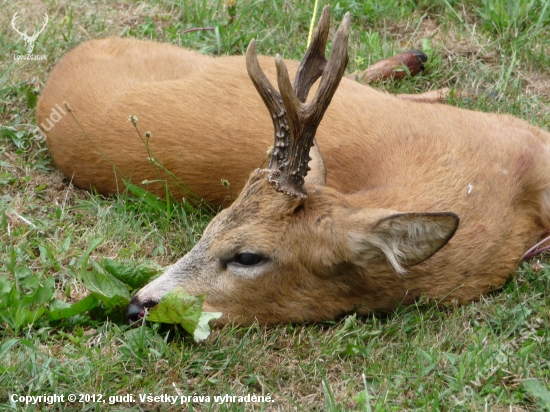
[348,51,482,104]
[395,88,485,103]
[346,50,427,83]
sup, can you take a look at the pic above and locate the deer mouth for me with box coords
[126,298,158,324]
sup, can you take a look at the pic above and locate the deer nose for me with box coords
[126,302,144,324]
[126,298,159,324]
[410,50,428,67]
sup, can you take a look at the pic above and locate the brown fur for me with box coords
[37,37,550,324]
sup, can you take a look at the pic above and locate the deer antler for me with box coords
[246,7,350,198]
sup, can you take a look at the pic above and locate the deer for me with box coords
[11,12,48,55]
[37,8,550,325]
[37,16,436,208]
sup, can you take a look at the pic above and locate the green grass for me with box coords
[1,0,550,410]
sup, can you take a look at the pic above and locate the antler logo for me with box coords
[11,12,49,55]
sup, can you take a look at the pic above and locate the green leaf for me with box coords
[0,338,19,359]
[6,247,15,276]
[124,181,167,214]
[80,269,130,309]
[78,237,105,279]
[15,265,33,280]
[0,276,13,300]
[72,237,128,309]
[506,303,532,337]
[20,273,40,292]
[15,306,45,328]
[193,312,222,342]
[146,288,220,341]
[33,277,55,305]
[103,258,161,289]
[147,287,203,332]
[521,379,550,411]
[0,278,17,325]
[48,295,99,320]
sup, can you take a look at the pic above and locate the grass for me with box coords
[1,0,550,410]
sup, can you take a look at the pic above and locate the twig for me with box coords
[522,233,550,260]
[9,209,37,229]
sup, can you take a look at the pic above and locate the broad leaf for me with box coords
[103,258,161,290]
[48,295,99,320]
[193,312,222,342]
[0,276,13,303]
[147,288,220,342]
[522,379,550,411]
[80,269,130,309]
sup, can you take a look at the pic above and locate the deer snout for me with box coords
[126,297,159,324]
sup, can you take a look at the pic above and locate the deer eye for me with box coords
[234,252,265,266]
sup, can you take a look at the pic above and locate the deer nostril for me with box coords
[126,299,160,324]
[126,302,145,324]
[409,50,428,66]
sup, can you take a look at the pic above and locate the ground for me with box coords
[1,0,550,410]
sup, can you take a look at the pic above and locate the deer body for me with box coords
[38,37,425,205]
[37,11,550,325]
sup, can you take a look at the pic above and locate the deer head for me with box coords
[11,12,48,54]
[127,7,459,325]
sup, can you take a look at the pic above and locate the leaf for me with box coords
[73,237,130,309]
[33,276,55,305]
[147,287,203,331]
[0,338,19,359]
[0,276,13,301]
[78,237,105,278]
[506,303,532,337]
[521,379,550,411]
[15,306,45,328]
[103,258,161,289]
[1,283,19,310]
[147,287,220,341]
[193,312,222,342]
[80,269,130,309]
[124,181,167,214]
[6,247,15,275]
[48,295,99,320]
[15,265,33,280]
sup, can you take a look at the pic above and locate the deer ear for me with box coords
[304,139,326,188]
[346,212,459,274]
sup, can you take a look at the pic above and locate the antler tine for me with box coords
[246,40,289,170]
[308,12,350,116]
[292,6,331,103]
[272,12,351,198]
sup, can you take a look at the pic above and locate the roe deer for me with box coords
[37,8,550,325]
[124,8,550,325]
